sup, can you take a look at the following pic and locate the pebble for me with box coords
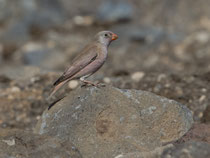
[73,16,94,26]
[165,83,170,88]
[201,88,207,93]
[2,139,15,146]
[68,80,79,89]
[22,42,42,52]
[131,72,145,82]
[36,116,41,120]
[199,95,206,103]
[103,77,111,83]
[10,86,20,93]
[195,31,209,44]
[157,74,166,82]
[7,95,14,100]
[30,76,40,83]
[198,112,203,118]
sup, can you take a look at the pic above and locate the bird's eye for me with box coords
[104,34,108,37]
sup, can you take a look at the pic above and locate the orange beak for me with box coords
[111,33,118,40]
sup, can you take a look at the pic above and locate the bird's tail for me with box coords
[48,96,66,110]
[49,79,69,98]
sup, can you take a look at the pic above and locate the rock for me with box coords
[0,129,82,158]
[0,19,31,45]
[162,141,210,158]
[0,66,47,81]
[114,144,173,158]
[96,0,133,24]
[0,0,9,23]
[176,123,210,144]
[35,85,193,158]
[15,42,66,69]
[111,25,183,47]
[129,27,166,44]
[0,0,66,45]
[128,26,183,45]
[22,44,53,66]
[202,104,210,123]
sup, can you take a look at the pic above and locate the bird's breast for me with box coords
[98,46,108,60]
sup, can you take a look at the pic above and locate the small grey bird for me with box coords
[49,31,118,97]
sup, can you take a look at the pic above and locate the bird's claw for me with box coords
[80,82,106,88]
[80,83,89,88]
[95,82,106,87]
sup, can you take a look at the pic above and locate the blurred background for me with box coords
[0,0,210,130]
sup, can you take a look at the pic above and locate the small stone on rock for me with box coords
[68,80,79,89]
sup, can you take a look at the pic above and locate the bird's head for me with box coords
[95,31,118,46]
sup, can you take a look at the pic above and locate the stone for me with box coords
[0,129,82,158]
[17,42,66,69]
[131,72,145,82]
[128,26,182,45]
[68,80,79,89]
[202,104,210,123]
[73,15,94,26]
[35,85,193,158]
[96,0,133,24]
[0,0,10,23]
[162,141,210,158]
[114,144,173,158]
[0,66,47,81]
[103,77,111,83]
[176,123,210,144]
[0,0,66,45]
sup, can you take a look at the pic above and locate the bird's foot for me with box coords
[80,80,106,88]
[81,83,90,88]
[80,79,97,87]
[94,81,106,87]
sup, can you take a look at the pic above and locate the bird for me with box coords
[49,30,118,98]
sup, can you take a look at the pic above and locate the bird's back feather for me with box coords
[53,43,99,86]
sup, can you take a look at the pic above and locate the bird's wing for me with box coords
[53,44,98,86]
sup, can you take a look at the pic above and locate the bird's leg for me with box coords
[80,77,97,87]
[80,75,106,87]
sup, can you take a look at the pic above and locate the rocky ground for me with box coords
[0,0,210,157]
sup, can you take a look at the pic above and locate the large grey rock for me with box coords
[176,123,210,144]
[0,129,82,158]
[35,85,193,158]
[162,141,210,158]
